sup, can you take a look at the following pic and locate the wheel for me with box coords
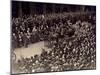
[11,51,16,62]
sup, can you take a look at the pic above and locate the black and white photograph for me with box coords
[11,0,96,74]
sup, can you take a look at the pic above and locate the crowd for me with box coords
[11,12,96,73]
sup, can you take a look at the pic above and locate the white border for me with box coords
[0,0,100,75]
[15,0,97,5]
